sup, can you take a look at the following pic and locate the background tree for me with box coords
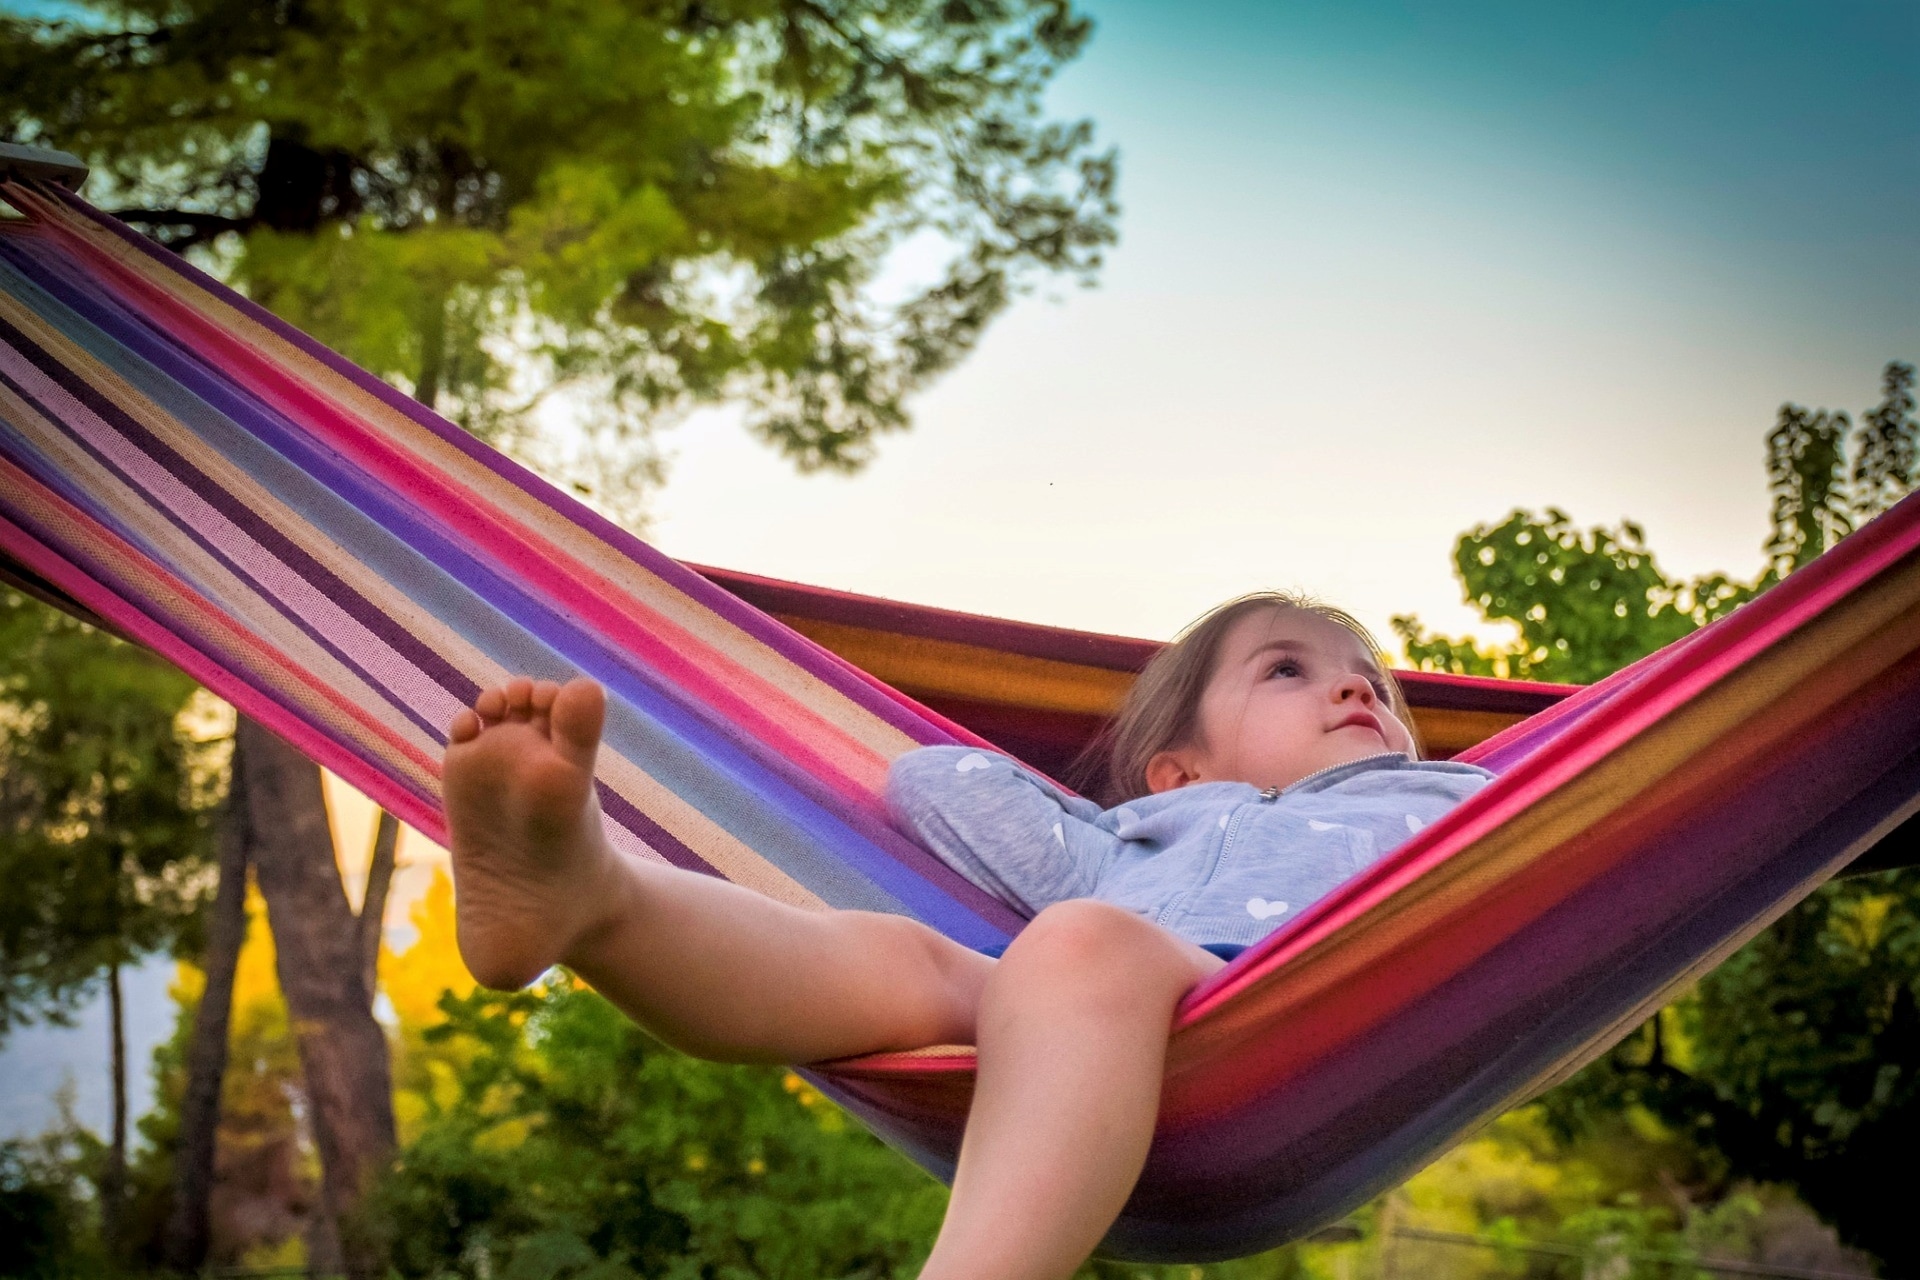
[1,0,1117,510]
[0,588,224,1258]
[1395,360,1920,1273]
[1764,404,1853,578]
[138,877,327,1270]
[159,736,248,1273]
[233,718,395,1278]
[1392,510,1750,685]
[1852,360,1918,521]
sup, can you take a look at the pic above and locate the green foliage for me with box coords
[1853,360,1918,521]
[2,0,1117,517]
[0,1137,100,1280]
[0,590,225,1037]
[1396,361,1916,686]
[1392,509,1751,685]
[370,973,949,1279]
[1764,404,1853,577]
[1760,362,1917,576]
[1380,1103,1771,1280]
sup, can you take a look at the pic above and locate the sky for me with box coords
[4,0,1917,1138]
[648,0,1919,647]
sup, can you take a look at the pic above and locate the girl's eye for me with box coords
[1266,661,1303,679]
[1370,680,1393,702]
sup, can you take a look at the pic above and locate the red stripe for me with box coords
[34,214,902,809]
[0,466,449,839]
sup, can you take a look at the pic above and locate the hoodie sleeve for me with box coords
[885,746,1120,916]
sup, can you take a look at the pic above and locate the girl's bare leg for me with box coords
[447,677,1213,1278]
[918,900,1223,1280]
[444,677,990,1063]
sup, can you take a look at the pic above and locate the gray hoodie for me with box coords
[887,747,1493,949]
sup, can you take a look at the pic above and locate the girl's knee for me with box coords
[997,900,1200,1003]
[1011,899,1156,957]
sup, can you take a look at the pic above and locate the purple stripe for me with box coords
[0,317,473,741]
[597,782,721,877]
[0,250,488,710]
[0,475,444,816]
[21,198,1023,940]
[54,189,952,744]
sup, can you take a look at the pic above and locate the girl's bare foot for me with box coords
[442,676,622,989]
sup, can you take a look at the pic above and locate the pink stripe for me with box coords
[0,336,472,734]
[0,462,450,840]
[35,219,902,808]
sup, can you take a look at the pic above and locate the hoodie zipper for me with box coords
[1276,752,1404,797]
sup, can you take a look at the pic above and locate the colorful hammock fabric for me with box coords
[693,563,1572,776]
[2,172,1918,1262]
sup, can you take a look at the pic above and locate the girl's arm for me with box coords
[886,747,1121,917]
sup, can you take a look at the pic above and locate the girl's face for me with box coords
[1145,607,1416,794]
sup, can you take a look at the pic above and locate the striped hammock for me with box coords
[3,173,1917,1263]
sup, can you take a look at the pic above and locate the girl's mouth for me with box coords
[1332,711,1383,737]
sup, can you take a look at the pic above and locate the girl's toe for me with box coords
[474,686,507,723]
[504,677,535,719]
[449,707,481,744]
[531,680,560,715]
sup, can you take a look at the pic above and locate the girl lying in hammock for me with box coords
[442,592,1489,1280]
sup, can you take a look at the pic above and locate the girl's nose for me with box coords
[1331,674,1376,704]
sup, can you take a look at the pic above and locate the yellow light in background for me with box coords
[318,771,451,950]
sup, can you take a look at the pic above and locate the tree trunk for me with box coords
[238,717,395,1279]
[101,958,127,1257]
[413,296,446,411]
[161,749,253,1271]
[357,810,399,1009]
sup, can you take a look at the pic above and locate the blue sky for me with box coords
[654,0,1919,644]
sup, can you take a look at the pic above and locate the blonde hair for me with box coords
[1087,592,1417,804]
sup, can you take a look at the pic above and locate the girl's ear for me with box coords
[1145,748,1203,794]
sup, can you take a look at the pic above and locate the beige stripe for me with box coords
[0,374,439,770]
[0,290,508,736]
[0,447,440,794]
[37,203,919,769]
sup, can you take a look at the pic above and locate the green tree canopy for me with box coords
[2,0,1116,515]
[1391,509,1750,685]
